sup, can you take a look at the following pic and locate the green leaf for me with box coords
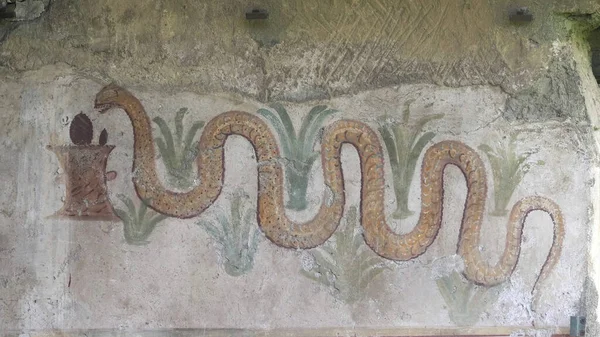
[478,144,494,154]
[249,226,261,255]
[413,114,444,135]
[116,196,166,245]
[351,229,364,252]
[345,204,358,227]
[301,108,337,160]
[153,117,176,157]
[436,277,455,304]
[147,214,168,230]
[298,105,328,141]
[378,124,400,172]
[155,137,178,169]
[197,188,260,277]
[304,152,320,168]
[174,108,188,144]
[358,266,386,291]
[408,131,435,170]
[218,212,232,242]
[114,208,131,225]
[335,220,356,258]
[270,103,298,153]
[257,108,293,158]
[137,198,148,224]
[241,208,255,249]
[359,255,385,272]
[300,269,329,285]
[320,243,337,257]
[152,109,205,189]
[401,131,435,191]
[392,126,409,161]
[410,131,436,156]
[199,220,224,241]
[311,249,341,275]
[117,194,136,219]
[516,153,532,170]
[480,136,535,217]
[182,121,205,160]
[230,195,243,244]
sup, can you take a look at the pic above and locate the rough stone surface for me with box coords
[0,1,600,336]
[504,56,587,122]
[0,0,597,102]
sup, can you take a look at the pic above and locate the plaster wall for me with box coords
[0,1,599,336]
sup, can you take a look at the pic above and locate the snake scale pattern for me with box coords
[95,84,564,293]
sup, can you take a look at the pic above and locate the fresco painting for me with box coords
[378,99,444,219]
[4,0,599,333]
[44,83,568,328]
[198,189,261,277]
[301,206,391,305]
[256,103,337,211]
[478,133,545,217]
[435,270,505,326]
[114,194,168,245]
[153,107,205,190]
[48,112,118,221]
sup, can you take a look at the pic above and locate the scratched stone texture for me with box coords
[0,0,597,104]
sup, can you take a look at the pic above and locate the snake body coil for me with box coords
[95,84,564,293]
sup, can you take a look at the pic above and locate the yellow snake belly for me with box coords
[95,84,564,291]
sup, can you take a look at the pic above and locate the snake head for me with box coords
[95,83,127,113]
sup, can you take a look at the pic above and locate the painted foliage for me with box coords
[478,132,544,216]
[301,206,390,304]
[153,107,205,190]
[47,84,566,325]
[378,100,443,219]
[114,195,168,245]
[257,103,337,211]
[198,189,261,277]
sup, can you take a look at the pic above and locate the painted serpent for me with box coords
[95,84,564,293]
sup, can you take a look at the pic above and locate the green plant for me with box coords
[198,189,261,277]
[114,194,168,245]
[478,133,544,216]
[257,103,337,211]
[378,100,443,219]
[436,271,504,326]
[153,107,205,190]
[301,206,390,304]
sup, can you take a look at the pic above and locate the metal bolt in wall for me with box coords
[509,6,533,23]
[246,8,268,20]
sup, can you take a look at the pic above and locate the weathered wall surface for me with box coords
[0,0,597,103]
[1,1,600,336]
